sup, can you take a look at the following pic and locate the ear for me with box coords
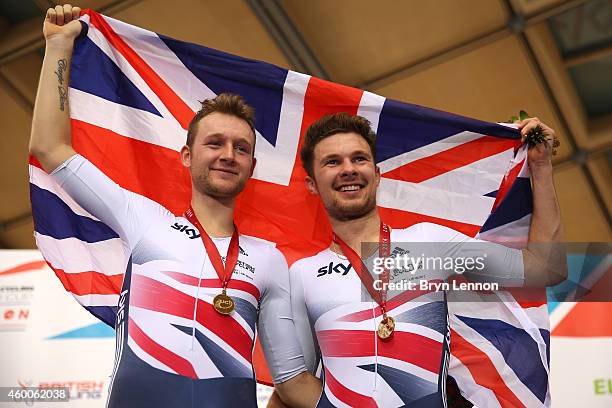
[305,175,319,195]
[250,157,257,177]
[180,145,191,168]
[375,165,381,188]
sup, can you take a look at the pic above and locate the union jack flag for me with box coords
[29,9,550,407]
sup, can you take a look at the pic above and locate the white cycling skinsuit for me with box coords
[52,154,306,407]
[290,224,524,407]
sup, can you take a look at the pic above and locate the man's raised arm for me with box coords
[29,4,81,172]
[519,118,567,286]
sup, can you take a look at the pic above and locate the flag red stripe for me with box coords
[382,136,518,183]
[131,274,253,362]
[128,317,198,379]
[379,207,481,237]
[236,178,331,265]
[450,329,525,408]
[52,267,123,296]
[28,155,44,170]
[72,119,191,215]
[318,330,441,373]
[324,367,377,408]
[85,11,194,129]
[252,338,273,386]
[514,301,546,308]
[492,159,525,212]
[162,271,261,300]
[505,288,547,308]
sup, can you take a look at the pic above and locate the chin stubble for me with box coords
[328,193,377,221]
[194,171,246,199]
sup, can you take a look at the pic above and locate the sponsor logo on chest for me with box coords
[170,223,249,255]
[316,262,351,277]
[171,222,200,239]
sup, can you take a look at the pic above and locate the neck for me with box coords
[330,208,381,256]
[191,189,236,238]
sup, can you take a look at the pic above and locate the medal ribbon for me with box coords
[332,223,391,319]
[184,207,239,291]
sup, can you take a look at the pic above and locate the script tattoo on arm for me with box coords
[55,58,68,111]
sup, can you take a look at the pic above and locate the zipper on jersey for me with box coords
[372,301,378,393]
[191,253,207,350]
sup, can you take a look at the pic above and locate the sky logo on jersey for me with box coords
[171,222,200,239]
[317,262,351,277]
[170,223,250,258]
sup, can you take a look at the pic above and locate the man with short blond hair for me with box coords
[29,4,320,407]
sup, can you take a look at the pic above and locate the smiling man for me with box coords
[287,112,566,407]
[29,4,320,407]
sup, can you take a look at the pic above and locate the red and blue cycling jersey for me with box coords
[52,155,306,407]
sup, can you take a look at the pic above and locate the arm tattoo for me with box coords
[55,58,68,111]
[54,59,67,85]
[58,86,68,111]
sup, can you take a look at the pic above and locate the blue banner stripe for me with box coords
[457,316,549,403]
[159,35,288,146]
[85,305,118,328]
[480,177,532,233]
[31,184,120,242]
[376,99,519,163]
[316,391,335,408]
[72,35,161,116]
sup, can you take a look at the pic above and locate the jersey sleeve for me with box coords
[289,261,321,375]
[417,223,525,287]
[257,248,307,384]
[51,154,169,250]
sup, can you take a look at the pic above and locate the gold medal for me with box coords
[334,224,396,340]
[184,207,240,317]
[377,315,395,340]
[213,289,235,315]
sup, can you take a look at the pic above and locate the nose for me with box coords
[339,158,357,177]
[219,142,236,163]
